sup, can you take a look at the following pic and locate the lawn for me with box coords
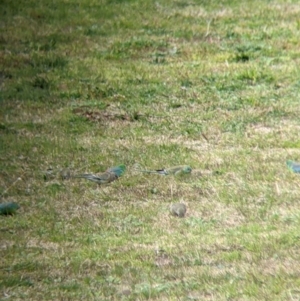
[1,0,300,300]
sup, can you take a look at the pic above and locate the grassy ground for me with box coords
[1,0,300,300]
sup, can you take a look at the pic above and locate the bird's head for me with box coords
[183,166,192,174]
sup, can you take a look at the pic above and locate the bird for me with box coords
[73,164,126,184]
[170,203,187,217]
[0,202,20,215]
[60,168,71,180]
[286,160,300,173]
[137,165,192,176]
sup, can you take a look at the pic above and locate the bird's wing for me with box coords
[74,170,118,184]
[73,173,105,183]
[98,171,118,183]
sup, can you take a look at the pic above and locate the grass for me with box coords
[1,0,300,300]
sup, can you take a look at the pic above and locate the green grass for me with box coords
[1,0,300,300]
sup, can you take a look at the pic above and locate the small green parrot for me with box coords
[138,165,192,176]
[73,164,126,184]
[286,160,300,173]
[0,202,20,215]
[170,203,187,217]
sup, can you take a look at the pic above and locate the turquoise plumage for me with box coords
[0,202,20,215]
[106,165,126,177]
[73,164,126,184]
[286,160,300,173]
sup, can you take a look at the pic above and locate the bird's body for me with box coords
[287,160,300,173]
[73,172,118,184]
[73,164,125,184]
[138,165,192,176]
[170,203,187,217]
[164,165,192,175]
[0,202,20,215]
[60,168,71,180]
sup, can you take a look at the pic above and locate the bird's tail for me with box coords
[72,174,95,179]
[133,164,166,175]
[139,169,162,174]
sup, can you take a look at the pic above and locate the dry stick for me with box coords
[205,19,212,38]
[202,133,209,142]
